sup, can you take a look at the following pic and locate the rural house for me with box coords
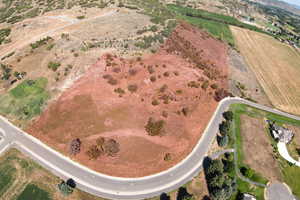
[267,120,294,144]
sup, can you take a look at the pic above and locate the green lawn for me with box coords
[0,77,49,121]
[17,184,51,200]
[234,178,265,200]
[0,164,16,197]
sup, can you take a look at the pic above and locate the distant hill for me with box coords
[249,0,300,15]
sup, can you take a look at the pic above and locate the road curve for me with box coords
[0,97,300,200]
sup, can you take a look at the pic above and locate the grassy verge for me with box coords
[231,103,300,198]
[0,77,49,122]
[17,184,51,200]
[0,164,16,197]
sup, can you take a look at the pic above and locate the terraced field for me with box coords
[231,27,300,115]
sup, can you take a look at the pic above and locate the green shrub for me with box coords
[58,181,73,196]
[48,61,61,71]
[217,135,229,147]
[30,37,53,49]
[128,84,138,93]
[145,117,165,136]
[77,15,85,19]
[114,88,125,95]
[152,99,160,106]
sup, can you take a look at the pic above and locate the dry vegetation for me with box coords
[27,22,229,177]
[232,26,300,115]
[240,115,282,181]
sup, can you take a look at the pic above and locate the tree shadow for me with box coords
[176,187,192,200]
[66,178,76,188]
[160,193,170,200]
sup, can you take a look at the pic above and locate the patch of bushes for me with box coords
[188,81,200,88]
[114,88,125,95]
[201,80,209,90]
[86,137,120,160]
[150,75,156,82]
[107,77,118,85]
[77,15,85,19]
[145,117,165,136]
[0,28,11,45]
[128,68,137,76]
[48,61,61,71]
[163,71,170,77]
[215,88,231,102]
[152,99,160,106]
[147,65,155,74]
[128,84,138,93]
[30,36,53,49]
[159,84,168,93]
[204,158,236,200]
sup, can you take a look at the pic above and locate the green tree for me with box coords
[223,111,233,121]
[219,120,231,136]
[206,159,224,175]
[217,135,228,147]
[58,181,73,196]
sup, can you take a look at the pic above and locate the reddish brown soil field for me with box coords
[27,23,229,177]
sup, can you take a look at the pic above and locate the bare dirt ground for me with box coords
[27,23,229,177]
[228,49,271,106]
[231,26,300,115]
[240,115,282,181]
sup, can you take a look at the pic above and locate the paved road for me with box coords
[266,182,296,200]
[0,97,300,200]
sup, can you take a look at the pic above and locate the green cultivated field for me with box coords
[17,184,51,200]
[167,4,234,46]
[167,4,271,46]
[0,77,49,121]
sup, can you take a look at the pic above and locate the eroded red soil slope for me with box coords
[27,23,229,177]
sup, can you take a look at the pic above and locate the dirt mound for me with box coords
[27,23,229,177]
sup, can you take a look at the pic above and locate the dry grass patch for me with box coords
[240,115,282,181]
[231,26,300,114]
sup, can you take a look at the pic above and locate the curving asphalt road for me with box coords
[0,97,300,200]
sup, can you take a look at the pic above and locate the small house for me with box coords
[268,121,294,144]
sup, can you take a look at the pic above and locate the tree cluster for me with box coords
[217,111,233,147]
[86,137,120,160]
[204,158,236,200]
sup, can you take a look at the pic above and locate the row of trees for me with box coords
[217,111,233,147]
